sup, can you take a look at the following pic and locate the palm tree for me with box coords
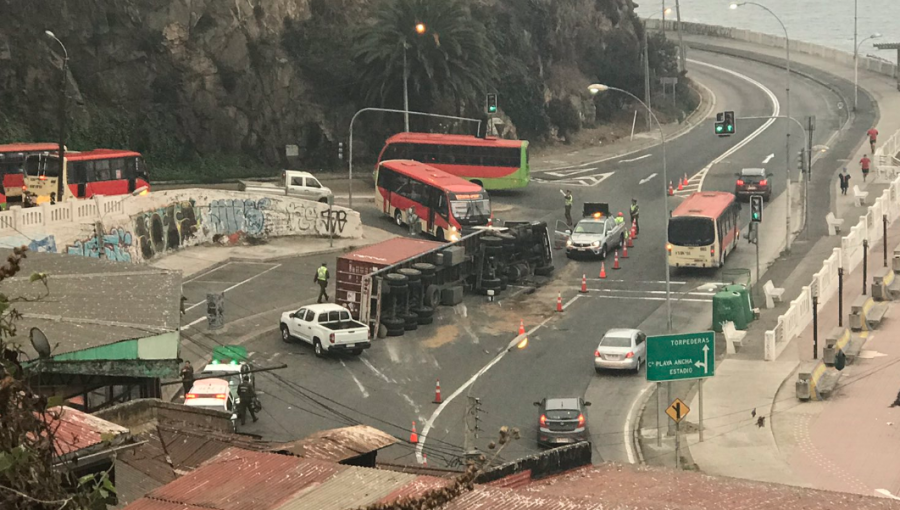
[353,0,497,114]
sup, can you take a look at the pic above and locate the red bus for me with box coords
[377,133,529,190]
[375,159,491,242]
[24,149,150,203]
[0,143,57,204]
[667,192,741,269]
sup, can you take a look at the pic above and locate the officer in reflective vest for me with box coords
[630,199,640,235]
[314,263,330,303]
[615,212,625,226]
[562,189,574,226]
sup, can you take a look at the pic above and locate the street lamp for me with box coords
[588,83,672,332]
[855,33,882,110]
[45,30,68,203]
[730,2,793,253]
[642,8,673,129]
[402,22,427,132]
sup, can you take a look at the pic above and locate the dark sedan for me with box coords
[534,397,591,447]
[734,168,773,201]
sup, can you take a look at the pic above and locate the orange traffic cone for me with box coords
[613,250,621,269]
[518,319,526,336]
[668,182,674,196]
[599,262,607,279]
[410,421,418,444]
[683,173,689,186]
[627,234,634,248]
[433,379,442,404]
[580,274,588,293]
[632,219,638,239]
[677,180,684,191]
[622,244,629,258]
[557,292,564,312]
[423,453,428,466]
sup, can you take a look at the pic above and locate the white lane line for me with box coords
[639,173,658,185]
[763,153,775,164]
[625,382,656,464]
[416,316,554,464]
[586,288,715,296]
[180,316,206,331]
[185,264,282,312]
[562,294,582,310]
[362,358,393,384]
[584,294,712,303]
[684,58,780,192]
[587,279,687,284]
[341,360,370,398]
[621,154,652,163]
[545,167,599,177]
[183,262,232,284]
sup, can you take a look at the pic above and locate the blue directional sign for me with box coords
[646,331,715,382]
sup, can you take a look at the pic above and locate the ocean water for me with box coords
[635,0,899,58]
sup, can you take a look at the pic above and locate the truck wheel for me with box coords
[481,236,503,247]
[414,306,434,318]
[424,285,441,307]
[385,273,408,286]
[417,315,434,325]
[482,277,502,291]
[436,228,446,242]
[413,263,436,276]
[381,317,404,328]
[313,339,325,358]
[386,326,405,337]
[280,324,292,343]
[500,276,509,291]
[394,209,404,226]
[319,197,328,204]
[398,268,422,282]
[403,314,419,331]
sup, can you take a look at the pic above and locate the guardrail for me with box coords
[876,129,900,179]
[765,174,900,360]
[0,195,123,234]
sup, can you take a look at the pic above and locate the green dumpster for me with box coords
[713,291,748,332]
[725,284,754,327]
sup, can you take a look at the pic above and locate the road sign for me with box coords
[666,398,690,423]
[646,331,715,382]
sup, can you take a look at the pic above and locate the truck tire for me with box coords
[313,339,325,358]
[424,285,441,307]
[412,263,436,276]
[385,273,408,286]
[534,264,554,276]
[381,317,404,328]
[482,277,502,291]
[280,324,293,343]
[506,264,522,282]
[500,276,509,291]
[386,326,405,337]
[481,236,503,247]
[388,283,408,297]
[417,315,434,325]
[403,313,419,331]
[414,306,434,319]
[484,245,503,256]
[398,268,422,282]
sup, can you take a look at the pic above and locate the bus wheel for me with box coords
[394,210,403,226]
[436,228,446,242]
[472,180,483,188]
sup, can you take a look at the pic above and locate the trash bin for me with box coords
[725,284,754,326]
[713,291,748,332]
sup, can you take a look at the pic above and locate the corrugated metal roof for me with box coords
[445,486,602,510]
[51,406,129,456]
[122,499,209,510]
[274,465,416,510]
[376,474,454,504]
[272,425,398,463]
[127,448,345,510]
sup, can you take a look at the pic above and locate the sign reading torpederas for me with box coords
[647,331,715,382]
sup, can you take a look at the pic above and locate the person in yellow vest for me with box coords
[630,198,640,235]
[615,212,625,226]
[314,263,330,303]
[561,189,574,226]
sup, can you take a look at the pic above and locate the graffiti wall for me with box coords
[0,189,362,264]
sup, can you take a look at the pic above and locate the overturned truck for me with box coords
[336,223,553,337]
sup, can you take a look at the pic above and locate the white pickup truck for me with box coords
[239,170,333,203]
[280,303,370,357]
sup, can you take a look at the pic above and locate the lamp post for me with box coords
[45,30,68,203]
[588,83,672,332]
[402,22,427,132]
[855,32,883,111]
[730,2,792,252]
[643,8,673,129]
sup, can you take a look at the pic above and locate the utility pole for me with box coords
[805,116,815,239]
[643,22,652,130]
[674,0,686,73]
[463,395,482,461]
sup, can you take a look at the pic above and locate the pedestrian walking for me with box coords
[180,295,187,315]
[868,127,879,152]
[838,168,851,195]
[629,198,640,235]
[314,262,330,303]
[180,361,194,396]
[860,154,871,182]
[561,189,574,227]
[237,375,258,425]
[406,206,419,236]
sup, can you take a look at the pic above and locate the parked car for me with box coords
[534,397,591,448]
[734,168,772,201]
[562,203,626,259]
[239,170,333,203]
[280,303,370,357]
[594,328,647,374]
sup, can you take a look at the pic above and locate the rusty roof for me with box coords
[274,465,417,510]
[271,424,398,463]
[50,406,129,457]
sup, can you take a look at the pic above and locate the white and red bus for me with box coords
[24,149,150,203]
[0,143,58,204]
[377,133,529,190]
[375,159,491,242]
[667,191,741,269]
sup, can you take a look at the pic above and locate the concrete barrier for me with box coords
[0,189,362,263]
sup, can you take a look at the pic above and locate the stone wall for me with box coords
[0,189,362,263]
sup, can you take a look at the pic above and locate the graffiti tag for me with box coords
[67,227,134,262]
[208,198,270,236]
[134,201,199,260]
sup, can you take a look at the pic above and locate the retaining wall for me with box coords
[0,189,362,263]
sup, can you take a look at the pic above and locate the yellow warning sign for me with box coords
[666,398,690,423]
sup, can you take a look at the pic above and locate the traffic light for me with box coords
[723,111,735,134]
[750,194,763,222]
[486,93,498,114]
[797,148,806,172]
[715,112,725,135]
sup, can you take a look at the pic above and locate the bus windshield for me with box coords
[449,192,490,223]
[668,217,715,246]
[24,155,60,178]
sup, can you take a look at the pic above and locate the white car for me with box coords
[280,303,370,357]
[184,378,235,414]
[239,170,333,203]
[594,328,647,374]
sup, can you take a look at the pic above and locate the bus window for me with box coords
[436,193,449,218]
[668,217,715,247]
[110,158,125,180]
[95,159,111,181]
[69,161,88,184]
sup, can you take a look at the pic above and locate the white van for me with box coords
[184,378,235,415]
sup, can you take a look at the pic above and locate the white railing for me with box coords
[765,172,900,360]
[876,129,900,179]
[0,195,126,234]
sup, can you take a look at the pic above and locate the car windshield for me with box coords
[668,217,715,247]
[546,410,580,420]
[600,335,632,348]
[574,222,604,234]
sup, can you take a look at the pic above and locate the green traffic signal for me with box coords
[726,125,734,133]
[715,124,724,133]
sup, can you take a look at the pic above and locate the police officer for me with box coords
[180,361,193,396]
[237,375,258,425]
[314,262,329,303]
[630,198,640,235]
[561,189,574,227]
[615,212,625,226]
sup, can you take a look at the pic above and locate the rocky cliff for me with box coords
[0,0,677,178]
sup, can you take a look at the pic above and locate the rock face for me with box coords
[0,0,644,167]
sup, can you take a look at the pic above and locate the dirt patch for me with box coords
[421,324,460,349]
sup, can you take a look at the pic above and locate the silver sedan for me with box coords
[594,328,647,374]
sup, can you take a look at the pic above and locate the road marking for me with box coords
[620,154,652,163]
[584,294,712,303]
[180,316,206,331]
[675,58,780,194]
[416,316,555,464]
[341,360,369,398]
[763,153,775,164]
[586,279,686,284]
[639,173,658,185]
[545,167,599,177]
[562,294,582,310]
[362,358,393,384]
[625,382,655,464]
[586,288,715,297]
[532,172,614,187]
[185,264,282,312]
[183,262,232,284]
